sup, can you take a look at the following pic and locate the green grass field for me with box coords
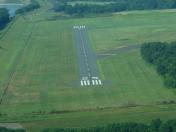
[0,1,176,130]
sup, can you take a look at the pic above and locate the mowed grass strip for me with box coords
[88,10,176,51]
[0,20,78,114]
[98,50,176,106]
[0,17,32,97]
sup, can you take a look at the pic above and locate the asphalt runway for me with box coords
[74,26,102,86]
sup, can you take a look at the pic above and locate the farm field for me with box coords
[0,0,176,130]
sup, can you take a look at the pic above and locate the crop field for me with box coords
[0,1,176,130]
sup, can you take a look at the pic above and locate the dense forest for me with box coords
[43,119,176,132]
[141,42,176,88]
[0,8,10,29]
[16,0,40,14]
[0,127,25,132]
[53,0,176,15]
[0,1,39,29]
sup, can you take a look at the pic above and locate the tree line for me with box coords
[0,0,40,30]
[53,0,176,15]
[53,2,127,15]
[1,118,176,132]
[43,118,176,132]
[141,42,176,88]
[0,127,25,132]
[0,8,10,29]
[16,0,40,14]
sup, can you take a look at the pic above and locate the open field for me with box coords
[0,1,176,130]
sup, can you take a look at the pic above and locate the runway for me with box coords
[73,25,102,86]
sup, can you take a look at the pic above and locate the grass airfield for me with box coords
[0,1,176,130]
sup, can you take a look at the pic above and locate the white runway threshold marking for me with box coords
[98,80,102,85]
[87,80,90,85]
[73,25,86,29]
[80,80,84,86]
[95,80,98,85]
[92,80,95,85]
[84,80,87,86]
[80,77,102,87]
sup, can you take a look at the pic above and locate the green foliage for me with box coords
[0,127,25,132]
[42,119,176,132]
[160,119,176,132]
[141,42,176,88]
[54,2,127,15]
[0,8,10,29]
[15,0,40,14]
[150,119,162,132]
[53,0,176,15]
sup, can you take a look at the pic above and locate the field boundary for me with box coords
[0,103,175,123]
[0,101,175,123]
[0,22,36,105]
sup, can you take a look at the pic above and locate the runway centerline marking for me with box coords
[73,25,102,87]
[78,26,92,78]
